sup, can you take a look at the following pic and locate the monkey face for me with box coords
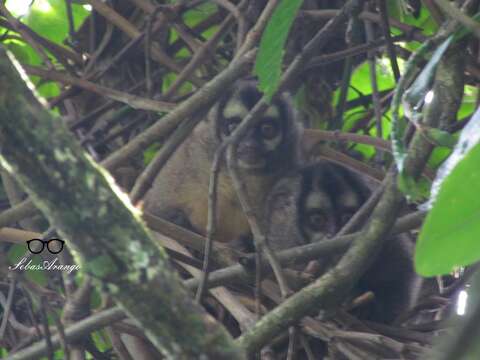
[298,162,369,242]
[221,103,284,170]
[266,161,370,253]
[213,81,298,172]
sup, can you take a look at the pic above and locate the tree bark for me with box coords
[0,47,244,360]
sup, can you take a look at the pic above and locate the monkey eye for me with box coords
[307,211,327,231]
[260,121,279,139]
[224,118,241,135]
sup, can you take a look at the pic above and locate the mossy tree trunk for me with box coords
[0,48,244,360]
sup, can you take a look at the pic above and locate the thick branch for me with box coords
[0,48,244,360]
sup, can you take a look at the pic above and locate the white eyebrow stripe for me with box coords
[265,107,279,118]
[223,102,280,119]
[305,191,332,210]
[339,191,360,208]
[223,101,248,118]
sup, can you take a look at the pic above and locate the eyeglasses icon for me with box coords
[26,239,65,254]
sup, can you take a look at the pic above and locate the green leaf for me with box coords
[390,32,459,177]
[6,0,89,45]
[37,80,60,98]
[398,172,429,202]
[422,127,457,148]
[254,0,303,102]
[5,41,42,66]
[416,107,480,276]
[183,2,217,27]
[403,36,453,123]
[342,60,396,101]
[390,39,436,173]
[428,146,452,169]
[401,4,437,36]
[386,0,408,21]
[92,330,111,352]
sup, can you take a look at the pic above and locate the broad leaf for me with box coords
[416,108,480,276]
[254,0,303,101]
[403,36,453,123]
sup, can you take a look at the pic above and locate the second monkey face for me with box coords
[265,161,371,253]
[297,162,370,242]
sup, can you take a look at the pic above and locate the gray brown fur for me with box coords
[265,160,420,323]
[143,81,303,247]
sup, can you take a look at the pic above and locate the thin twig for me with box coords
[195,151,222,302]
[306,34,407,70]
[227,143,291,297]
[4,308,126,360]
[338,182,385,236]
[39,297,55,360]
[86,0,186,75]
[364,2,383,155]
[0,275,17,340]
[434,0,480,39]
[145,7,163,97]
[303,129,392,153]
[65,0,76,43]
[376,0,401,80]
[163,14,234,99]
[236,0,279,56]
[0,199,38,228]
[22,65,175,113]
[102,49,254,170]
[130,113,204,203]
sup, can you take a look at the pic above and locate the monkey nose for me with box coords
[238,141,260,157]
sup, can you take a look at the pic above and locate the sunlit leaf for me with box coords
[416,108,480,276]
[5,41,41,66]
[254,0,303,101]
[403,36,453,123]
[92,330,111,352]
[386,0,409,21]
[347,61,397,100]
[36,79,60,98]
[402,5,437,36]
[458,99,476,119]
[7,0,89,45]
[428,146,452,169]
[390,37,440,174]
[183,2,217,27]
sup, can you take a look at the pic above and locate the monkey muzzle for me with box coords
[236,141,267,169]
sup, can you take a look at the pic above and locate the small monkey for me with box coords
[143,80,303,250]
[266,160,421,323]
